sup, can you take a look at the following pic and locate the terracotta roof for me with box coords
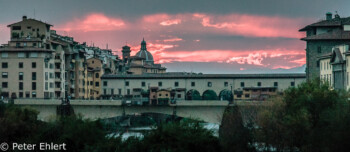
[7,18,53,27]
[301,29,350,41]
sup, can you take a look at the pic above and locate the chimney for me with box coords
[326,12,332,21]
[22,16,27,21]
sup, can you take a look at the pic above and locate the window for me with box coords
[30,52,38,57]
[257,82,261,86]
[224,82,228,87]
[32,92,37,98]
[12,26,21,30]
[19,72,23,80]
[19,82,23,90]
[32,72,36,80]
[208,82,212,87]
[45,72,48,80]
[23,43,27,47]
[50,83,53,88]
[45,82,48,90]
[103,81,108,86]
[274,82,278,87]
[141,82,146,87]
[118,89,122,95]
[2,82,8,88]
[177,94,181,98]
[103,89,107,95]
[158,82,162,87]
[237,94,242,98]
[32,62,36,68]
[317,61,320,67]
[19,62,23,68]
[95,82,99,87]
[2,62,8,68]
[191,82,195,87]
[111,89,114,95]
[127,89,130,95]
[1,53,8,58]
[19,92,23,98]
[49,73,53,79]
[95,73,99,78]
[16,43,20,47]
[18,52,25,58]
[25,92,30,98]
[49,63,53,69]
[125,81,129,86]
[241,82,245,87]
[291,82,295,87]
[32,82,36,90]
[245,94,250,98]
[159,94,162,97]
[2,72,8,78]
[317,46,322,53]
[175,82,179,87]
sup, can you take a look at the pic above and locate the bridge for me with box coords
[13,99,237,124]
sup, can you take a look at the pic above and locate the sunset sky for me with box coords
[1,0,350,73]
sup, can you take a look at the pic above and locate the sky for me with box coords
[1,0,350,73]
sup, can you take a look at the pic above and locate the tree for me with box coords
[219,106,255,152]
[256,79,349,151]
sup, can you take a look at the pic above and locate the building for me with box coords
[299,12,350,79]
[101,73,305,102]
[86,58,104,99]
[0,16,58,99]
[120,39,166,75]
[319,44,350,90]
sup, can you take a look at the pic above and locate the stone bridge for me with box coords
[14,99,233,124]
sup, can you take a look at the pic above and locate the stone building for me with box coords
[101,73,305,101]
[119,39,166,74]
[299,12,350,79]
[319,44,350,90]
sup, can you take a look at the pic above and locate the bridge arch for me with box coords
[218,89,233,101]
[202,90,218,100]
[186,89,201,100]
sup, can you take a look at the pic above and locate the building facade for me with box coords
[299,12,350,79]
[101,73,306,102]
[319,44,350,90]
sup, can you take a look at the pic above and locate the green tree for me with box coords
[219,105,255,152]
[256,79,349,151]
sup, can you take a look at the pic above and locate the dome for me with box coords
[135,38,154,63]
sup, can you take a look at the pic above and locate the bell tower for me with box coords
[122,45,131,62]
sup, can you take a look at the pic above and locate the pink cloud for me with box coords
[290,57,306,64]
[55,13,125,32]
[160,19,181,26]
[163,38,183,42]
[193,13,309,38]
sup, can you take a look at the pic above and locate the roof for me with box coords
[300,29,350,41]
[7,18,53,27]
[330,48,345,63]
[135,49,154,62]
[102,73,306,79]
[299,16,350,31]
